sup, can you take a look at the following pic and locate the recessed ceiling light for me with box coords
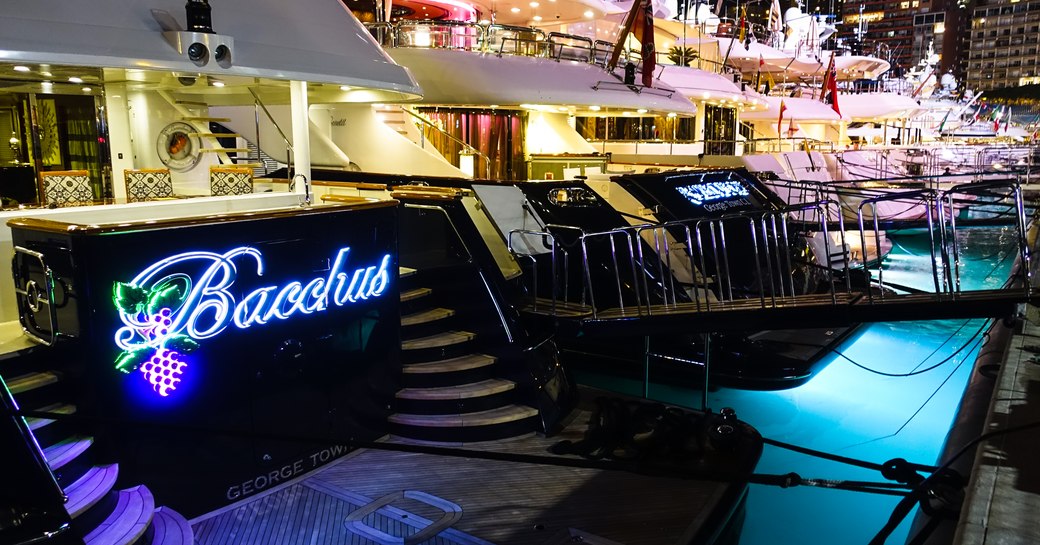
[637,108,648,113]
[530,1,539,6]
[584,10,594,17]
[340,85,352,91]
[82,87,92,92]
[589,105,601,111]
[68,76,83,83]
[212,80,225,87]
[533,15,542,20]
[510,6,520,12]
[13,66,30,72]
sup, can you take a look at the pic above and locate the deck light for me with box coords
[13,66,30,72]
[68,76,83,83]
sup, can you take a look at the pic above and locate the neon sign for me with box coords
[676,181,750,206]
[112,246,392,397]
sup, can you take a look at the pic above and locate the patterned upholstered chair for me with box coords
[39,170,94,207]
[124,168,174,202]
[209,166,254,196]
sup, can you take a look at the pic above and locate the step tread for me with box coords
[399,267,417,278]
[65,464,119,519]
[44,435,93,471]
[0,320,36,356]
[27,402,77,431]
[150,506,194,545]
[401,331,475,351]
[401,307,455,327]
[403,353,496,374]
[83,485,155,545]
[396,378,516,400]
[400,287,432,302]
[7,371,60,395]
[389,405,539,427]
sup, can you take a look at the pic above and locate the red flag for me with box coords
[759,54,765,68]
[631,0,655,88]
[821,55,841,116]
[778,99,787,132]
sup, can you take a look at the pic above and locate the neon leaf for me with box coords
[146,282,185,316]
[114,348,151,373]
[113,282,148,315]
[165,335,200,353]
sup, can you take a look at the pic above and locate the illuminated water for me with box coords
[577,226,1018,545]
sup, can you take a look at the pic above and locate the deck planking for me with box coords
[191,399,746,545]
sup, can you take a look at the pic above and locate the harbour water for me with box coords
[577,226,1018,544]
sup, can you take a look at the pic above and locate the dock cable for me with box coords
[870,418,1040,545]
[830,319,990,378]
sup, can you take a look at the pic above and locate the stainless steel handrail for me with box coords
[12,246,59,346]
[247,88,293,177]
[399,107,492,176]
[547,32,594,63]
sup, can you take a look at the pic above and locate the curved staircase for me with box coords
[3,342,194,545]
[389,268,541,444]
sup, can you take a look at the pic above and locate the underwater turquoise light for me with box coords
[580,224,1018,544]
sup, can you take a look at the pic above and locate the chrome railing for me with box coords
[362,20,735,76]
[509,183,1032,318]
[398,107,492,176]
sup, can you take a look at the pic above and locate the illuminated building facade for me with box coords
[965,0,1040,91]
[841,0,933,74]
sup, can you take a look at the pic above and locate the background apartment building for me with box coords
[965,0,1040,91]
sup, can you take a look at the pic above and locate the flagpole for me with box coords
[607,0,644,72]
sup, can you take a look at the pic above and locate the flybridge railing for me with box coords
[362,20,733,75]
[508,185,1032,320]
[835,145,1040,185]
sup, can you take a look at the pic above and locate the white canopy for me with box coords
[0,0,422,99]
[741,95,842,121]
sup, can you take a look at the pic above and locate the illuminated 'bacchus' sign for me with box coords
[676,181,750,206]
[112,247,391,396]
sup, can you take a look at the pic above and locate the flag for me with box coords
[1004,107,1011,132]
[768,0,783,33]
[805,15,818,54]
[820,55,841,116]
[938,109,952,133]
[737,7,747,42]
[631,0,655,88]
[756,54,764,91]
[778,99,787,134]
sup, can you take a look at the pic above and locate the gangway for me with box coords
[510,180,1037,337]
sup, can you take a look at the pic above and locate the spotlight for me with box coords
[214,44,231,66]
[187,42,208,64]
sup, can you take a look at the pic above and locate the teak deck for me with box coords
[191,404,749,545]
